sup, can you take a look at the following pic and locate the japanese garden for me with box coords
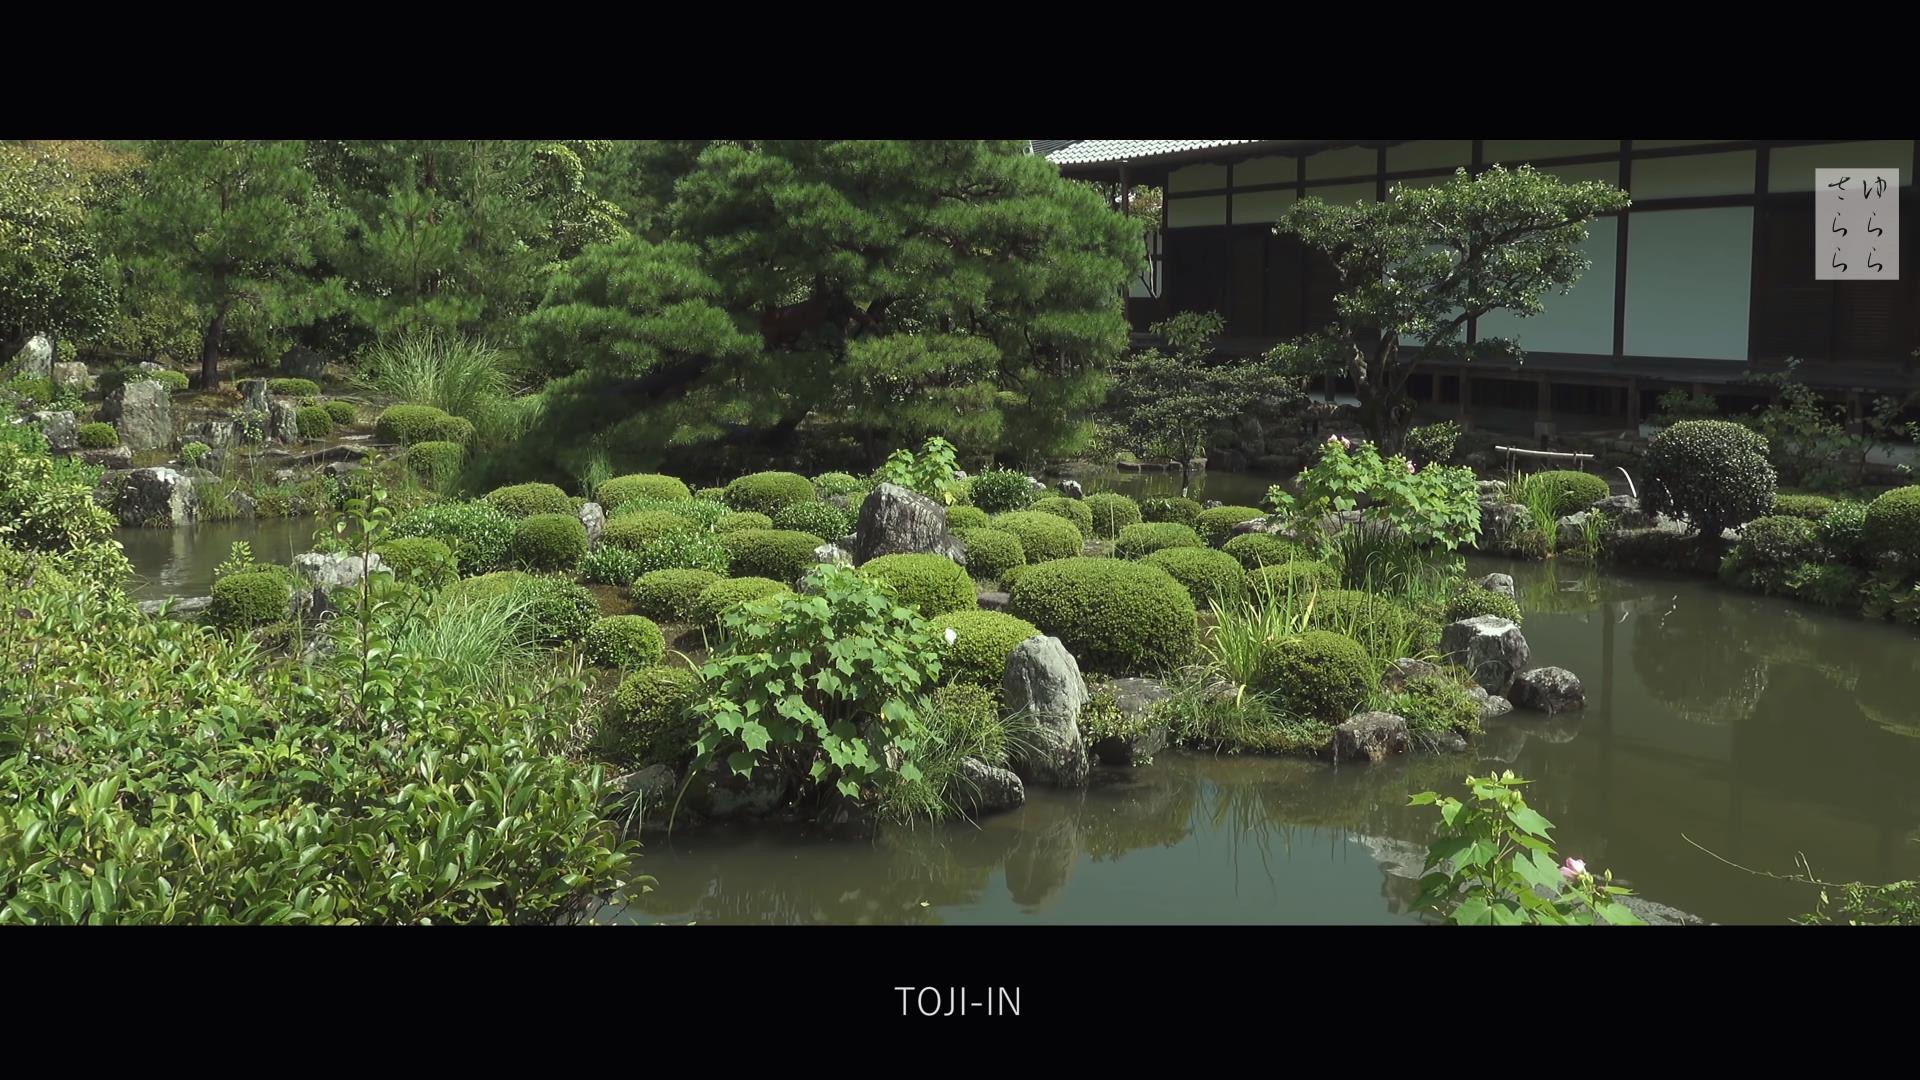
[3,138,1917,925]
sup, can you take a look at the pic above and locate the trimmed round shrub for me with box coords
[956,527,1025,581]
[773,500,849,540]
[630,530,731,576]
[718,528,822,582]
[295,405,334,440]
[695,486,727,502]
[1223,532,1314,570]
[947,505,990,531]
[1142,496,1204,527]
[1443,585,1523,624]
[1771,493,1837,521]
[77,422,118,449]
[1303,588,1426,654]
[437,416,477,447]
[715,510,773,534]
[1252,630,1370,722]
[1248,559,1340,597]
[931,609,1041,687]
[147,369,190,392]
[596,473,691,512]
[405,440,465,488]
[388,500,516,576]
[1819,501,1869,562]
[1030,495,1093,537]
[992,510,1082,563]
[1142,547,1244,607]
[323,400,357,426]
[691,576,791,626]
[810,471,868,498]
[1115,522,1205,560]
[1642,419,1776,539]
[373,537,458,590]
[629,568,723,622]
[1196,505,1268,546]
[862,553,977,617]
[583,615,666,670]
[1084,492,1144,538]
[614,496,726,530]
[1864,486,1920,562]
[210,570,290,628]
[602,510,695,552]
[376,404,463,446]
[723,471,815,515]
[1722,514,1821,593]
[578,544,646,586]
[510,513,588,572]
[269,377,320,397]
[1522,469,1611,517]
[485,482,573,518]
[603,665,704,767]
[1005,557,1198,674]
[968,468,1035,514]
[997,563,1030,591]
[444,572,597,644]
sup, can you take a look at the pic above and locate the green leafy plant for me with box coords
[874,437,963,505]
[1408,772,1645,925]
[1404,420,1461,466]
[627,568,722,622]
[77,422,118,449]
[967,468,1034,514]
[1642,419,1776,541]
[179,441,212,468]
[1654,387,1720,424]
[1268,437,1482,556]
[387,499,516,576]
[990,510,1082,562]
[579,544,647,587]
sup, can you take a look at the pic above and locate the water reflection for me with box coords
[116,518,324,600]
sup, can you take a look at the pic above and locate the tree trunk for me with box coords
[1354,336,1416,455]
[199,305,230,389]
[1179,459,1192,499]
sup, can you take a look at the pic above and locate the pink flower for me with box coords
[1559,857,1587,881]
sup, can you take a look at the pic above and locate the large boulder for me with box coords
[1477,500,1527,546]
[1510,666,1586,714]
[77,445,132,469]
[1466,685,1515,722]
[237,378,271,413]
[1477,573,1516,600]
[289,551,386,621]
[102,379,173,452]
[1000,635,1090,787]
[976,589,1009,611]
[181,418,237,452]
[950,757,1025,816]
[853,482,965,566]
[577,501,605,549]
[101,467,196,527]
[50,361,94,393]
[1440,616,1531,696]
[1331,712,1411,763]
[1089,676,1172,766]
[267,399,300,444]
[686,757,791,821]
[1591,494,1653,529]
[812,542,853,566]
[1556,512,1594,549]
[1380,657,1442,694]
[31,410,78,453]
[6,335,53,380]
[279,345,328,380]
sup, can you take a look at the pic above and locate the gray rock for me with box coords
[1477,500,1527,545]
[853,482,965,566]
[290,551,386,621]
[1477,573,1516,600]
[232,491,257,518]
[950,757,1025,816]
[77,445,131,469]
[102,379,173,452]
[1427,731,1470,754]
[1380,657,1442,694]
[1556,512,1594,548]
[1466,685,1515,722]
[1331,712,1411,763]
[136,361,166,375]
[267,399,300,444]
[101,467,196,527]
[32,410,77,453]
[6,335,54,380]
[1027,476,1049,491]
[1440,616,1531,696]
[1001,635,1090,787]
[812,542,853,566]
[137,595,213,620]
[1591,494,1653,529]
[1510,666,1586,714]
[1056,479,1085,499]
[51,361,93,392]
[612,764,679,822]
[686,756,790,821]
[279,345,328,380]
[1090,677,1172,766]
[577,501,605,548]
[182,417,237,451]
[1476,479,1509,497]
[237,379,271,413]
[1204,500,1223,510]
[976,590,1009,611]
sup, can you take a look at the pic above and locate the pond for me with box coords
[117,517,323,601]
[609,556,1920,925]
[1074,464,1277,507]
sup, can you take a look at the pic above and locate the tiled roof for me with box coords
[1027,139,1080,157]
[1043,140,1263,166]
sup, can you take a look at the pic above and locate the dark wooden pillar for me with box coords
[1626,377,1641,428]
[1458,374,1474,429]
[1536,377,1553,421]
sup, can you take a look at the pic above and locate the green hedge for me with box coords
[717,528,821,582]
[1771,493,1837,521]
[595,473,691,512]
[1030,495,1093,537]
[1252,630,1370,722]
[295,405,333,440]
[967,468,1035,514]
[583,615,666,670]
[1522,470,1611,517]
[773,500,850,540]
[269,377,320,397]
[442,572,597,644]
[1084,492,1143,538]
[715,511,773,533]
[1141,496,1203,527]
[1196,505,1267,546]
[1248,559,1340,598]
[1005,557,1197,674]
[946,505,991,530]
[1142,546,1244,607]
[629,569,723,623]
[1222,532,1314,571]
[1643,419,1776,538]
[956,527,1025,581]
[862,553,977,617]
[723,471,816,515]
[405,440,465,489]
[323,400,357,426]
[210,570,291,628]
[1865,486,1920,562]
[691,576,791,626]
[373,537,458,590]
[510,513,588,572]
[578,545,645,586]
[602,510,696,552]
[375,404,472,446]
[1443,585,1523,624]
[602,665,704,767]
[1115,522,1205,560]
[991,510,1083,563]
[931,609,1040,687]
[388,500,515,576]
[77,422,118,449]
[629,530,731,576]
[484,482,574,518]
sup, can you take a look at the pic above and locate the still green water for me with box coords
[613,557,1920,925]
[117,518,323,601]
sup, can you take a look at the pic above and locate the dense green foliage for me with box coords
[1383,673,1483,744]
[628,530,730,576]
[270,377,320,397]
[628,568,722,622]
[717,528,820,582]
[1252,630,1370,722]
[946,505,990,531]
[1142,546,1244,607]
[1030,495,1093,536]
[1141,496,1203,527]
[209,569,291,627]
[1195,505,1266,546]
[295,404,333,440]
[485,482,574,518]
[1864,486,1920,562]
[1642,420,1777,540]
[967,468,1034,514]
[1006,557,1197,674]
[442,572,597,645]
[1084,492,1143,538]
[690,576,791,626]
[772,500,850,541]
[582,615,666,670]
[404,440,465,489]
[1,142,117,346]
[372,537,458,591]
[387,500,515,575]
[929,609,1040,688]
[1771,493,1838,522]
[715,510,773,534]
[602,510,696,552]
[991,510,1082,563]
[1521,470,1609,517]
[602,665,704,768]
[324,400,357,425]
[595,473,691,512]
[861,553,977,617]
[955,526,1025,581]
[510,512,588,572]
[1114,522,1205,560]
[76,422,118,449]
[1247,559,1340,596]
[376,404,471,446]
[1222,532,1313,570]
[1443,585,1523,624]
[722,472,816,515]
